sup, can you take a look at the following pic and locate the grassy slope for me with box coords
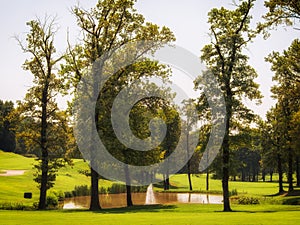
[0,150,298,204]
[0,150,93,204]
[1,204,300,225]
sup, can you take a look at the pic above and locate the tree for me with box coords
[262,0,300,31]
[196,0,262,211]
[62,0,175,210]
[181,99,198,191]
[291,110,300,186]
[0,100,16,152]
[16,18,67,209]
[266,39,300,192]
[260,106,287,193]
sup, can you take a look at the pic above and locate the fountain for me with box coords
[145,183,156,204]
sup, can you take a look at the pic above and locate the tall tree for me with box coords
[182,99,198,191]
[62,0,175,210]
[196,0,262,211]
[16,18,66,209]
[0,100,16,152]
[266,39,300,192]
[260,106,287,193]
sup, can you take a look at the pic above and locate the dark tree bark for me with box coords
[287,147,294,192]
[89,168,101,210]
[270,170,273,182]
[187,162,193,191]
[124,164,133,207]
[206,170,209,191]
[38,81,49,210]
[277,153,284,193]
[262,169,266,182]
[222,82,232,212]
[296,157,300,187]
[186,129,193,191]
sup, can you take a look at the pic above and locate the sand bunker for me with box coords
[0,170,26,176]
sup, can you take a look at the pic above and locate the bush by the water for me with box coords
[65,184,148,198]
[237,196,260,205]
[45,191,65,209]
[282,197,300,205]
[108,183,147,194]
[0,202,28,210]
[229,189,238,196]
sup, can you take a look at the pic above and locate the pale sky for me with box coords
[0,0,298,118]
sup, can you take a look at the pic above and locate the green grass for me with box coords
[0,204,300,225]
[1,150,300,224]
[0,150,299,206]
[165,173,281,196]
[0,150,93,205]
[0,151,34,170]
[0,150,117,205]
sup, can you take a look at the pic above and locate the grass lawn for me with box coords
[0,150,299,207]
[0,204,300,225]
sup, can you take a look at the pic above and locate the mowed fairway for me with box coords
[1,204,300,225]
[1,150,300,225]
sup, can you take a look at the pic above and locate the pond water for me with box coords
[63,192,223,209]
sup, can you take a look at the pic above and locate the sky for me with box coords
[0,0,299,119]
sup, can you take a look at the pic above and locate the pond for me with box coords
[63,192,223,209]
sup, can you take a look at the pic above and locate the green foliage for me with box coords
[72,185,90,197]
[0,100,16,153]
[108,183,147,194]
[237,196,260,205]
[46,194,58,208]
[196,0,262,211]
[282,197,300,205]
[260,0,300,34]
[229,189,238,196]
[0,202,28,210]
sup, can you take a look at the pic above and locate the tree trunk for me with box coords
[89,167,101,210]
[206,170,209,191]
[186,130,192,191]
[241,169,245,182]
[262,169,265,182]
[124,164,133,207]
[89,101,101,211]
[270,171,273,182]
[38,151,48,210]
[165,177,170,190]
[187,167,192,191]
[222,99,232,212]
[296,157,300,187]
[164,161,170,190]
[222,130,231,211]
[38,87,49,210]
[287,147,294,192]
[277,153,284,193]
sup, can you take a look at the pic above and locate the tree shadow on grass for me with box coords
[62,204,177,214]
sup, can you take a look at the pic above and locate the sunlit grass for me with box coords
[1,204,300,225]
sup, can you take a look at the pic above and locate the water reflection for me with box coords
[63,193,223,209]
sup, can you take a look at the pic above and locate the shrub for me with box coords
[64,191,73,198]
[46,194,58,208]
[0,202,26,210]
[108,183,126,194]
[229,189,238,196]
[237,196,260,205]
[99,187,108,194]
[282,197,300,205]
[72,185,90,197]
[107,183,147,194]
